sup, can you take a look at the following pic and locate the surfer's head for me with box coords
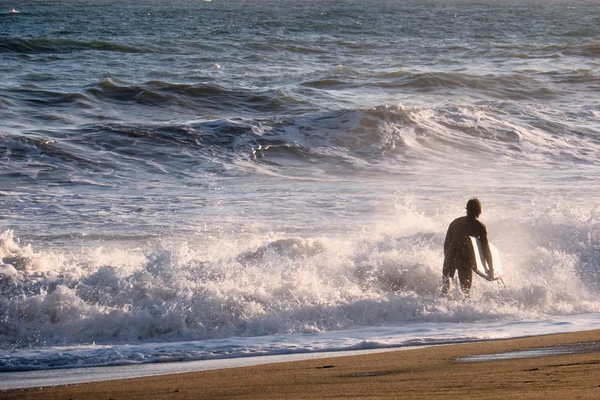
[466,198,482,218]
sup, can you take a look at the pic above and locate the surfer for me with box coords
[441,198,493,297]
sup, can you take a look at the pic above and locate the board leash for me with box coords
[498,277,507,290]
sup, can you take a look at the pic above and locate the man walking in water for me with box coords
[441,198,493,297]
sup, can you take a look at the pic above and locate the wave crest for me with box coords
[0,37,153,54]
[1,199,599,349]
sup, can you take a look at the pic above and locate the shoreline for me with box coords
[3,329,599,399]
[0,347,404,391]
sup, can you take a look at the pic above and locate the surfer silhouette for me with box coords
[441,198,493,297]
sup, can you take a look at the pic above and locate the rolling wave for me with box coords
[549,42,600,57]
[377,72,557,100]
[83,78,303,113]
[1,102,598,183]
[0,37,153,54]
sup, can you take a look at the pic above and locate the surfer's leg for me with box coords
[458,265,473,296]
[441,258,456,295]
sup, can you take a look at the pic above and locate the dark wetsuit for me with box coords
[442,216,489,295]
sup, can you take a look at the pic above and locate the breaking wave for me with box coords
[2,103,598,185]
[1,198,599,354]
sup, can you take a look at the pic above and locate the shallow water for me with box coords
[456,340,600,362]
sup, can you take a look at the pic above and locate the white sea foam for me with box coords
[1,197,598,372]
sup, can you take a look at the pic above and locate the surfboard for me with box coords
[469,236,503,281]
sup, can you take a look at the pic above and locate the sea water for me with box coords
[0,0,599,389]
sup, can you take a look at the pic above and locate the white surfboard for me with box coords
[469,236,503,281]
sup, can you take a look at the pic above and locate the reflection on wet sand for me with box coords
[457,341,600,362]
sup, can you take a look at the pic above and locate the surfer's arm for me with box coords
[443,222,454,256]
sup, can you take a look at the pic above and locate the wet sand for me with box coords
[3,329,600,400]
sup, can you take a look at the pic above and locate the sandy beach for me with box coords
[3,329,599,400]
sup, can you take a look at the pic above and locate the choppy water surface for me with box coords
[0,0,599,380]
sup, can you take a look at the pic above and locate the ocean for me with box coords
[1,0,599,389]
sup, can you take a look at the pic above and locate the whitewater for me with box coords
[1,0,599,389]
